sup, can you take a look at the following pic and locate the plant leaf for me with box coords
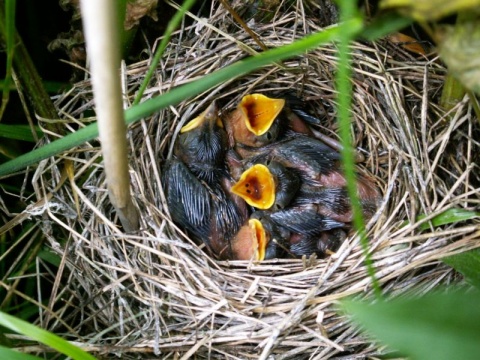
[336,0,381,298]
[0,345,44,360]
[341,290,480,360]
[0,311,97,360]
[443,249,480,290]
[439,73,466,112]
[439,18,480,95]
[400,208,480,230]
[417,208,480,231]
[380,0,480,21]
[0,0,16,122]
[0,124,42,142]
[37,249,61,267]
[417,208,480,230]
[361,12,412,41]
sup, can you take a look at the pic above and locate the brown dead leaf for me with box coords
[387,32,427,56]
[125,0,158,30]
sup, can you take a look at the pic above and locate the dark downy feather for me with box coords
[294,186,351,217]
[162,159,212,241]
[244,134,341,183]
[268,206,344,236]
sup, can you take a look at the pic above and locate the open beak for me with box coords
[232,218,268,261]
[239,94,285,135]
[180,101,220,133]
[230,164,275,210]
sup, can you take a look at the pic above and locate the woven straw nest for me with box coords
[33,1,479,358]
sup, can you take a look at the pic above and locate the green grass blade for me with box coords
[133,0,196,105]
[341,290,480,360]
[440,73,466,112]
[336,0,381,298]
[0,0,16,122]
[0,4,59,132]
[0,311,97,360]
[117,0,128,55]
[0,124,42,142]
[0,122,99,177]
[0,345,44,360]
[0,80,70,93]
[361,12,412,41]
[37,249,61,267]
[0,17,363,177]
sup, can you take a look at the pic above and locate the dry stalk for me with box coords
[80,0,139,231]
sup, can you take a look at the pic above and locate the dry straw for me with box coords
[30,1,479,358]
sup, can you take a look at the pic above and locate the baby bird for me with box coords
[240,133,340,182]
[288,229,347,259]
[230,161,300,210]
[250,210,345,259]
[223,92,330,155]
[294,180,380,223]
[166,93,381,262]
[238,133,380,221]
[174,101,227,184]
[223,93,286,149]
[162,159,250,260]
[164,101,256,260]
[229,218,269,261]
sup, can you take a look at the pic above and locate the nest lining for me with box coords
[29,1,480,359]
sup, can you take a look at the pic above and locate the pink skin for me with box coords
[314,171,380,222]
[231,225,256,260]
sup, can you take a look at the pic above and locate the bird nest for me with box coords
[32,1,479,359]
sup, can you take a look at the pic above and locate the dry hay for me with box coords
[30,1,479,358]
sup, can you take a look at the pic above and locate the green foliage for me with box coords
[37,249,61,268]
[0,346,44,360]
[443,249,480,290]
[0,311,97,360]
[341,290,480,360]
[0,124,42,142]
[439,16,480,95]
[380,0,480,21]
[361,12,412,41]
[335,0,381,298]
[440,73,466,112]
[416,208,480,231]
[0,0,16,121]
